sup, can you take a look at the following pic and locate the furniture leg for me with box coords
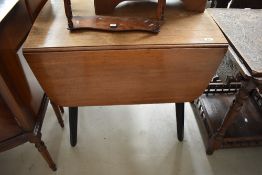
[35,140,57,171]
[176,103,184,141]
[28,133,57,171]
[69,107,78,147]
[50,101,64,128]
[59,106,64,113]
[206,81,254,154]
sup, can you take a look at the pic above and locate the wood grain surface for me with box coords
[23,0,227,50]
[25,47,226,106]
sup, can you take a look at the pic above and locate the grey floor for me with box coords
[0,103,262,175]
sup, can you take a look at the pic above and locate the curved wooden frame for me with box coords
[63,0,207,33]
[63,0,165,33]
[94,0,166,19]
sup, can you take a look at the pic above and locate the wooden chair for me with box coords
[0,0,62,171]
[0,93,64,171]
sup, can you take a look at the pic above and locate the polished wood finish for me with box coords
[94,0,166,19]
[63,0,208,32]
[64,0,165,32]
[94,0,207,16]
[23,0,227,147]
[71,16,160,33]
[25,48,226,107]
[25,0,226,50]
[23,0,227,107]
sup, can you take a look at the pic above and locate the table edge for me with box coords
[23,43,228,53]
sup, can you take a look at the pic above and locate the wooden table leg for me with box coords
[50,101,64,128]
[176,103,184,141]
[69,107,78,147]
[28,133,57,171]
[206,80,255,154]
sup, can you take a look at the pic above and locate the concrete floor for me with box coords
[0,103,262,175]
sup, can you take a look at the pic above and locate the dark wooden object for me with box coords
[94,0,208,14]
[94,0,165,18]
[69,107,78,146]
[50,101,65,128]
[176,103,184,141]
[0,96,64,171]
[63,0,165,33]
[23,0,227,147]
[193,9,262,154]
[193,77,262,152]
[71,16,161,33]
[68,105,185,146]
[0,0,64,171]
[25,0,47,21]
[63,0,207,33]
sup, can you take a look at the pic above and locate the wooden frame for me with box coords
[63,0,207,33]
[63,0,165,33]
[192,8,262,154]
[0,95,64,171]
[193,76,262,154]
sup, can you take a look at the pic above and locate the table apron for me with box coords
[24,47,226,106]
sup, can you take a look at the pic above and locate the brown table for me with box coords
[23,0,227,146]
[194,8,262,154]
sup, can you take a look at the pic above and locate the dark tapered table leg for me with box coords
[69,107,78,147]
[176,103,184,141]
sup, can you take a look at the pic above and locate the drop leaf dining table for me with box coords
[23,0,228,147]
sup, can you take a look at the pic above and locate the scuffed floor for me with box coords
[1,103,262,175]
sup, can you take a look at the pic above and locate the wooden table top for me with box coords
[23,0,227,52]
[208,8,262,78]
